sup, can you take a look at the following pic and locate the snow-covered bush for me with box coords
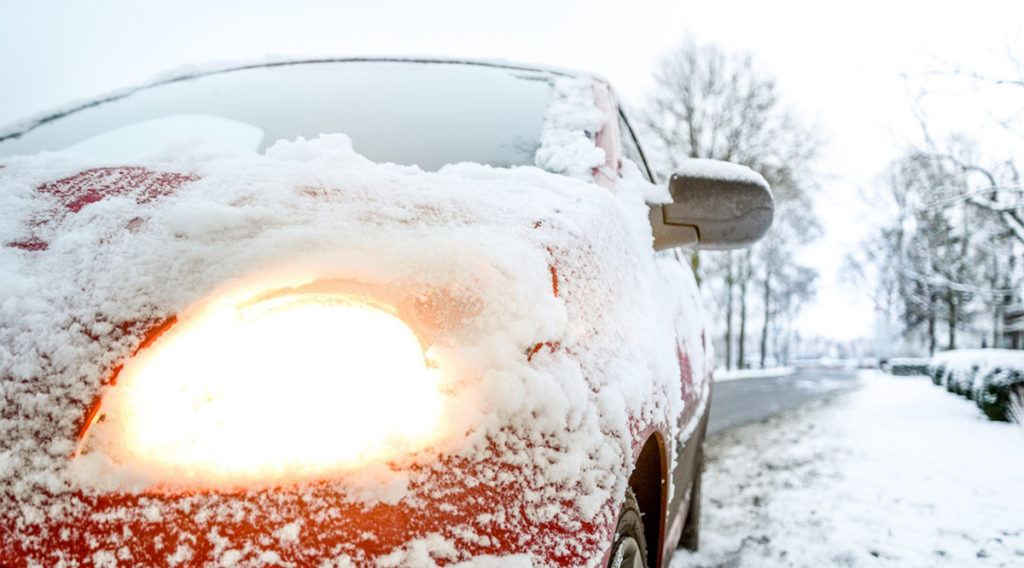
[885,357,929,376]
[927,360,947,386]
[975,367,1024,422]
[929,349,1024,422]
[1010,389,1024,425]
[948,364,979,398]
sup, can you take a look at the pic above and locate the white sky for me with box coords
[2,0,1023,341]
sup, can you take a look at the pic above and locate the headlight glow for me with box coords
[82,287,445,487]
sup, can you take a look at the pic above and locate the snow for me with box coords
[930,348,1024,395]
[0,69,704,567]
[672,371,1024,567]
[885,357,928,366]
[713,366,794,382]
[534,76,607,181]
[673,158,768,187]
[931,348,1024,371]
[275,522,302,543]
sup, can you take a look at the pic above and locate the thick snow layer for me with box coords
[672,371,1024,567]
[931,348,1024,370]
[534,76,607,181]
[931,349,1024,393]
[673,159,768,187]
[0,74,705,566]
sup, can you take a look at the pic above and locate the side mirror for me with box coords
[648,159,774,250]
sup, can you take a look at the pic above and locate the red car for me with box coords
[0,59,773,568]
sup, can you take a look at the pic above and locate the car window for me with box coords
[618,111,654,182]
[0,61,555,171]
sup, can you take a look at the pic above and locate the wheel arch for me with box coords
[627,431,667,568]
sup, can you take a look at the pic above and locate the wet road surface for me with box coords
[708,366,862,434]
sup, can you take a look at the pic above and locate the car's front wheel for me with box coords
[608,489,648,568]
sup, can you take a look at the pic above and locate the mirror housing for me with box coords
[649,159,774,251]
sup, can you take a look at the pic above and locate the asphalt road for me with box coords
[707,366,862,435]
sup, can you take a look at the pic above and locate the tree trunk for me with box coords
[992,255,1002,349]
[724,253,734,370]
[947,290,957,350]
[760,269,771,368]
[738,252,750,369]
[995,301,1003,349]
[927,293,937,356]
[738,289,747,369]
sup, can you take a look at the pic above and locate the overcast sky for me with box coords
[3,0,1023,341]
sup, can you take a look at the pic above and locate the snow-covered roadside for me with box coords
[714,367,794,382]
[673,370,1024,567]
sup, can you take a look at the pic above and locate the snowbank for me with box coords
[713,367,794,382]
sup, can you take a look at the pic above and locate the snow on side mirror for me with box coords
[649,159,774,251]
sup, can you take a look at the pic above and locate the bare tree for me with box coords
[756,200,819,367]
[640,37,822,369]
[852,43,1024,355]
[858,144,1021,354]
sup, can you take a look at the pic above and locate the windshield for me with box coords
[0,61,556,170]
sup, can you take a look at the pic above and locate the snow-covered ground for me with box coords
[673,370,1024,567]
[714,367,794,382]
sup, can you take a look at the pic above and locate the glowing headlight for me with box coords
[80,288,444,487]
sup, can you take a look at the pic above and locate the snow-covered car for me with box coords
[0,59,773,568]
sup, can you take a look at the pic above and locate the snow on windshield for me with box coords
[0,74,705,567]
[0,61,554,171]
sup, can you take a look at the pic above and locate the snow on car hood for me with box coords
[0,130,698,547]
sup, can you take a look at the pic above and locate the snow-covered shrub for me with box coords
[927,360,947,386]
[975,367,1024,422]
[1009,388,1024,425]
[929,349,1024,421]
[886,357,929,376]
[952,364,979,398]
[936,359,977,398]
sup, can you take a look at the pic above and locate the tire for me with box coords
[608,489,648,568]
[678,446,703,551]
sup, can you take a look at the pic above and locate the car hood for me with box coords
[0,136,695,566]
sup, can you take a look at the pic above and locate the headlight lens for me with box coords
[81,288,445,488]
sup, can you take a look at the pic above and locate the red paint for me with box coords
[531,222,561,299]
[5,167,197,251]
[132,315,178,353]
[7,238,48,251]
[526,341,561,362]
[549,263,559,297]
[1,451,612,567]
[72,316,178,442]
[39,167,198,213]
